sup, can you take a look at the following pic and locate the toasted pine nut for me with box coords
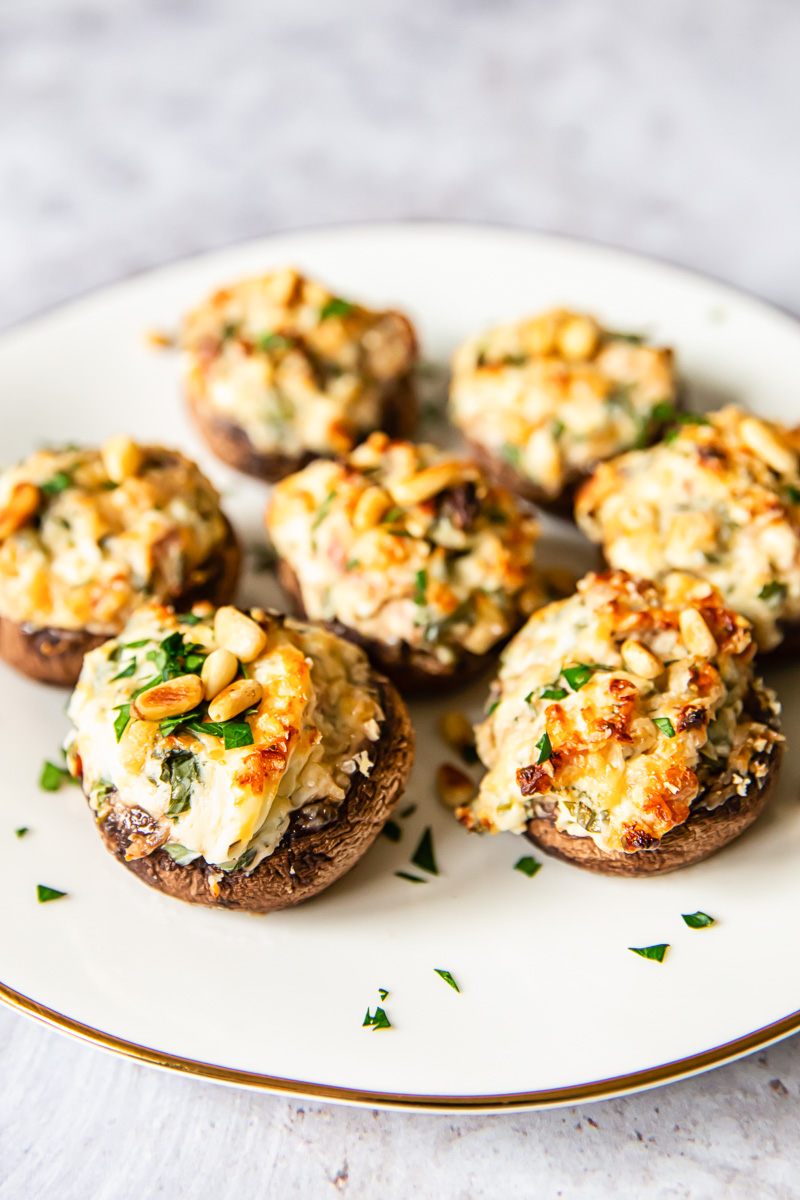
[740,417,797,476]
[101,435,143,483]
[201,647,239,701]
[132,674,204,721]
[208,678,263,723]
[349,432,390,468]
[621,638,663,679]
[520,310,563,357]
[353,485,391,532]
[0,482,41,540]
[439,711,475,754]
[557,315,599,360]
[389,461,471,507]
[214,606,268,662]
[679,609,717,658]
[437,763,477,809]
[118,719,157,772]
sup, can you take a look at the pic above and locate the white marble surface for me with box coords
[1,0,800,1196]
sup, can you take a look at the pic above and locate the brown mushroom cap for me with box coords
[0,518,241,687]
[525,684,782,876]
[276,557,494,696]
[186,370,418,484]
[93,671,414,912]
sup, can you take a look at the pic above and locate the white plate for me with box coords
[2,223,800,1113]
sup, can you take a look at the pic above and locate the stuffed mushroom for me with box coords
[266,433,545,692]
[65,602,414,911]
[0,440,240,686]
[575,406,800,651]
[449,308,678,511]
[458,570,782,876]
[181,267,418,481]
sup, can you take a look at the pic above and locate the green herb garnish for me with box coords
[39,760,76,791]
[664,413,711,442]
[160,750,199,817]
[501,444,521,467]
[175,612,202,625]
[362,1006,391,1030]
[539,686,567,702]
[562,663,597,691]
[40,471,74,496]
[111,659,137,682]
[411,827,438,875]
[394,870,428,884]
[257,332,293,352]
[413,569,427,606]
[163,843,199,866]
[759,580,787,603]
[37,884,66,903]
[785,485,800,505]
[379,988,389,1001]
[608,329,647,344]
[653,717,676,737]
[381,819,402,843]
[487,700,500,715]
[113,703,132,742]
[514,856,542,878]
[629,944,669,963]
[682,911,715,929]
[15,827,29,838]
[651,401,677,424]
[320,297,354,321]
[219,846,257,873]
[535,731,552,764]
[434,969,460,993]
[399,804,417,819]
[312,490,336,530]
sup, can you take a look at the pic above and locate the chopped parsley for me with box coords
[160,750,199,817]
[175,612,202,625]
[320,297,354,321]
[399,804,417,819]
[501,444,521,467]
[682,911,715,929]
[785,485,800,505]
[514,855,542,878]
[486,700,500,715]
[413,569,428,606]
[538,686,567,702]
[434,969,460,993]
[113,703,132,742]
[163,843,199,866]
[219,846,257,873]
[562,662,608,692]
[629,944,669,963]
[362,1006,391,1030]
[39,760,77,791]
[312,490,336,530]
[379,988,389,1001]
[651,400,677,424]
[257,332,293,352]
[410,827,438,875]
[37,884,67,903]
[381,819,402,843]
[759,580,787,604]
[653,717,676,737]
[382,506,404,525]
[535,731,552,764]
[394,870,428,884]
[40,470,74,496]
[15,827,29,838]
[111,659,137,682]
[664,413,711,443]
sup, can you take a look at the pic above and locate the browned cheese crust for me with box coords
[186,368,418,484]
[94,672,414,911]
[0,520,241,687]
[525,686,782,876]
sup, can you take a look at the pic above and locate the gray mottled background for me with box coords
[1,1,800,1196]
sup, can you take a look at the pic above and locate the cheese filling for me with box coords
[266,435,544,663]
[66,604,383,870]
[181,268,416,458]
[449,309,677,498]
[461,570,781,855]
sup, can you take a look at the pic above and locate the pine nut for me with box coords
[101,435,143,483]
[132,674,204,721]
[621,638,663,679]
[349,432,389,468]
[520,310,563,357]
[389,461,471,506]
[679,609,717,658]
[201,647,239,700]
[214,606,268,662]
[353,485,391,532]
[0,482,40,539]
[437,763,477,809]
[118,719,157,772]
[439,711,475,754]
[208,678,263,723]
[557,315,599,360]
[740,417,797,477]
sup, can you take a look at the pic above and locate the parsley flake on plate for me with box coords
[514,856,542,878]
[434,969,460,993]
[411,827,438,875]
[37,884,67,903]
[682,911,715,929]
[629,944,669,963]
[653,717,676,737]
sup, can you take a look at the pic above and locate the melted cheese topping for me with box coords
[462,570,780,854]
[266,434,544,662]
[0,445,229,633]
[576,406,800,649]
[181,268,417,458]
[66,604,383,869]
[449,309,676,498]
